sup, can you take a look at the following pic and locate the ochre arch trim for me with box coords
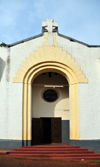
[13,45,88,83]
[22,63,80,144]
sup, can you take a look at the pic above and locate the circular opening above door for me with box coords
[43,89,58,102]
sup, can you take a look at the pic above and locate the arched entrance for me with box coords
[32,72,69,145]
[22,63,80,146]
[13,45,88,146]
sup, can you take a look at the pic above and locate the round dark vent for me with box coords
[43,89,58,102]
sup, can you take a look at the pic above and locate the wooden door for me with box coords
[32,118,41,145]
[51,118,62,143]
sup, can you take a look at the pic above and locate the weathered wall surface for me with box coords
[0,82,22,140]
[0,36,45,141]
[0,47,8,81]
[56,33,100,140]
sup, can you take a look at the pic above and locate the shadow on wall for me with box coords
[0,57,6,81]
[32,86,69,118]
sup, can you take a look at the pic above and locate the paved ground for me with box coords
[0,155,100,167]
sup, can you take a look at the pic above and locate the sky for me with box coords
[0,0,100,45]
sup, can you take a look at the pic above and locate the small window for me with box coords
[43,89,58,102]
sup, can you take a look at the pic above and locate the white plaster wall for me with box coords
[0,82,22,139]
[32,73,69,120]
[9,36,45,82]
[0,47,8,82]
[0,35,45,140]
[56,33,100,139]
[0,36,45,82]
[79,83,100,139]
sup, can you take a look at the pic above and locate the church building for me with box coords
[0,19,100,151]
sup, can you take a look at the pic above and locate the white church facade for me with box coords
[0,19,100,151]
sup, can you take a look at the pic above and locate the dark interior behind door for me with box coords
[41,118,51,144]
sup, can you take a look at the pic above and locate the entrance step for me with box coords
[8,145,100,160]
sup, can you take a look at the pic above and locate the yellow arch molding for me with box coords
[13,35,88,144]
[22,62,80,143]
[13,46,88,83]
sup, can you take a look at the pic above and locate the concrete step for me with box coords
[8,145,100,160]
[8,153,100,157]
[21,146,80,149]
[8,155,100,160]
[9,150,94,154]
[14,148,88,151]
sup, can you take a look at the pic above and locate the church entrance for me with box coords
[32,117,61,145]
[32,72,69,145]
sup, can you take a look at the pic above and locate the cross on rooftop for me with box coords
[42,18,58,32]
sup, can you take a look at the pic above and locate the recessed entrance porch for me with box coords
[32,72,70,145]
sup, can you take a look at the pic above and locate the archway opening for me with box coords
[31,72,70,145]
[22,62,81,146]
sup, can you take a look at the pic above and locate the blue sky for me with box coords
[0,0,100,45]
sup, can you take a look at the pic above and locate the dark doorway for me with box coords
[41,118,51,144]
[32,117,61,145]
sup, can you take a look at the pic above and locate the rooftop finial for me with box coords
[42,18,58,32]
